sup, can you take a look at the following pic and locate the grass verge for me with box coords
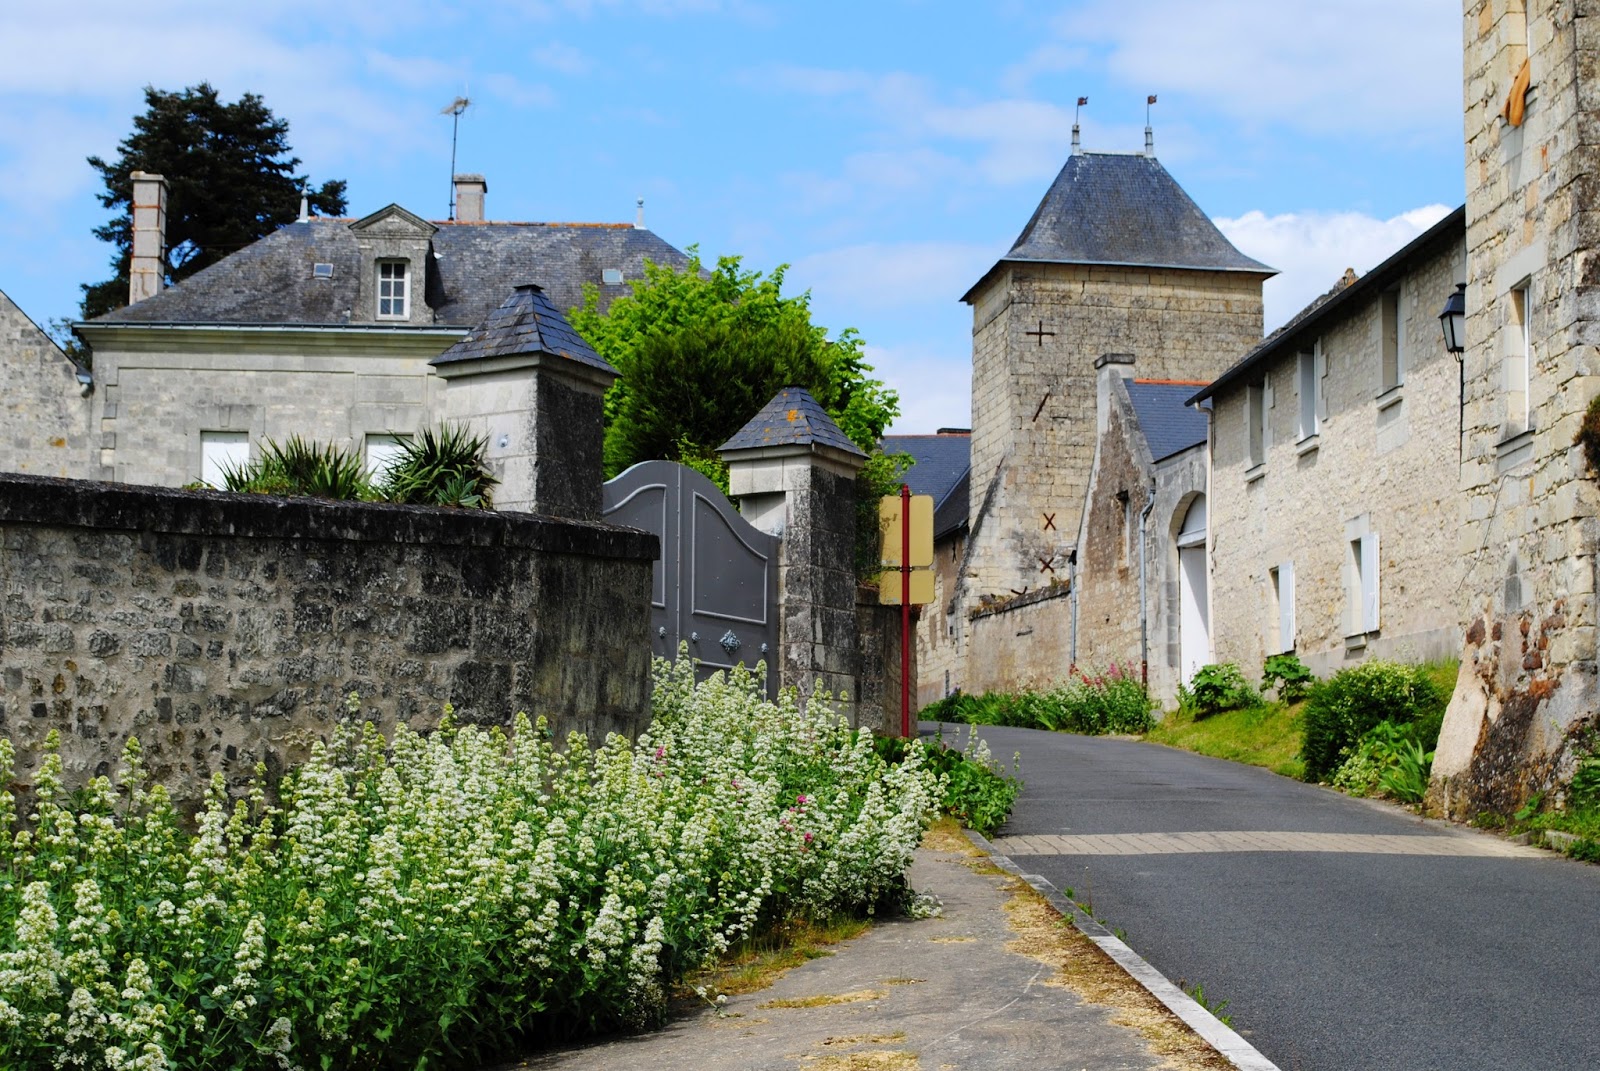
[1143,700,1306,779]
[680,915,874,998]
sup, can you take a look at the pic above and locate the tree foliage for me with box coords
[81,83,347,320]
[569,250,900,481]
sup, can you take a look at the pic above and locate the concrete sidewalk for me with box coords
[501,831,1239,1071]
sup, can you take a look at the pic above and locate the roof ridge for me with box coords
[1133,378,1210,386]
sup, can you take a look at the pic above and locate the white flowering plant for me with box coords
[0,657,939,1070]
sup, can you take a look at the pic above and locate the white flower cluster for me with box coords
[0,661,939,1069]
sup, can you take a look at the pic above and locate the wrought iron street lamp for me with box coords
[1439,282,1467,356]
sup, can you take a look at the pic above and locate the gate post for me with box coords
[432,284,617,519]
[720,388,867,722]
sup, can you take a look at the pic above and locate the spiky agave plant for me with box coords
[222,435,373,500]
[380,423,498,509]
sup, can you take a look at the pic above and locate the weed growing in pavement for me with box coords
[1182,982,1233,1027]
[0,656,939,1070]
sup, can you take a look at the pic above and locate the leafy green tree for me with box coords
[570,249,907,578]
[81,83,347,320]
[571,249,899,478]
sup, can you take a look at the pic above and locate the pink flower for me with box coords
[654,746,665,760]
[796,794,807,805]
[803,832,813,843]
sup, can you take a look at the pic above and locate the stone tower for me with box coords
[1434,0,1600,816]
[958,145,1272,622]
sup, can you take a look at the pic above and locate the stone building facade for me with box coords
[951,140,1271,696]
[0,289,92,477]
[1195,209,1468,682]
[71,173,688,492]
[1434,0,1600,815]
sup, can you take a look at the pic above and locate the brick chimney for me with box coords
[1094,352,1135,435]
[453,174,486,222]
[129,171,168,305]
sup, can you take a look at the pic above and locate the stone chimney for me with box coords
[1095,352,1135,435]
[453,174,486,222]
[129,171,168,305]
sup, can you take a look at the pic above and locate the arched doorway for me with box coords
[1176,495,1210,685]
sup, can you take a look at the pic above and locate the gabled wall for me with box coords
[0,290,92,478]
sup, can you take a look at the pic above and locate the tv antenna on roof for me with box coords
[442,94,472,220]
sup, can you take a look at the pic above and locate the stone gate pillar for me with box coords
[431,284,617,519]
[720,387,867,720]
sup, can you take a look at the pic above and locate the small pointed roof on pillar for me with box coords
[430,283,617,386]
[718,386,867,474]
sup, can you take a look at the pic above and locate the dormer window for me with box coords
[377,260,409,319]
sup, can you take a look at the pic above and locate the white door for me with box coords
[1177,497,1210,684]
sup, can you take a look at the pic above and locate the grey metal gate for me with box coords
[602,460,780,695]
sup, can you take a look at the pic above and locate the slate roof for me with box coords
[1190,205,1466,404]
[719,387,865,457]
[1123,380,1210,463]
[95,217,690,326]
[431,284,615,376]
[963,152,1274,303]
[881,431,972,540]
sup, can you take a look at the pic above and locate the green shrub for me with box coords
[879,732,1021,837]
[222,434,374,499]
[1300,659,1447,782]
[1180,663,1261,720]
[380,422,499,509]
[920,667,1154,736]
[1261,653,1315,703]
[1378,739,1435,804]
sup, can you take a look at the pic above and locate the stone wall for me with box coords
[1209,236,1466,683]
[915,530,965,706]
[855,591,914,736]
[0,474,656,807]
[1,290,93,479]
[1434,0,1600,816]
[81,327,457,486]
[962,263,1264,609]
[965,587,1073,694]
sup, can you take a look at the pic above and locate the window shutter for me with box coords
[1315,342,1329,422]
[1280,560,1296,652]
[1263,381,1274,451]
[1361,532,1380,633]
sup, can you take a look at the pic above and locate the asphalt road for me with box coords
[926,721,1600,1071]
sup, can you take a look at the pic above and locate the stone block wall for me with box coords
[1,290,93,479]
[965,588,1073,694]
[1209,237,1466,682]
[86,330,454,486]
[855,590,913,736]
[0,474,656,808]
[962,263,1263,607]
[915,530,966,705]
[1435,0,1600,816]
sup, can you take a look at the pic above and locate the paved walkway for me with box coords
[498,838,1234,1071]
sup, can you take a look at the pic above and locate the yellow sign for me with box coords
[880,494,934,568]
[879,568,936,606]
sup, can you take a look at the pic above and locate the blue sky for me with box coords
[0,0,1464,432]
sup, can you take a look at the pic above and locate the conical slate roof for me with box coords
[430,284,615,375]
[963,152,1273,301]
[719,386,865,457]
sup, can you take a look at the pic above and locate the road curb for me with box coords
[964,827,1282,1071]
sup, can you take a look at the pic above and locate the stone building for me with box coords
[1193,208,1468,682]
[951,133,1272,694]
[0,289,92,476]
[71,172,688,491]
[1434,0,1600,816]
[881,429,970,703]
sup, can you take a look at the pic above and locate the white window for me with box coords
[1507,283,1531,432]
[377,260,409,319]
[1348,532,1380,636]
[1297,344,1324,441]
[1381,289,1404,391]
[1269,561,1296,654]
[365,433,410,479]
[200,431,249,489]
[1246,380,1268,467]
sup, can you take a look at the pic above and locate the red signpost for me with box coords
[900,483,911,739]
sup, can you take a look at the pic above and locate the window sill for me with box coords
[1295,435,1320,458]
[1376,386,1404,412]
[1245,463,1267,484]
[1344,632,1371,651]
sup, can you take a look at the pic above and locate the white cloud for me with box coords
[866,343,972,434]
[1216,203,1456,330]
[792,240,1003,312]
[533,41,592,76]
[1054,0,1460,137]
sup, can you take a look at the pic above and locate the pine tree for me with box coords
[81,83,347,319]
